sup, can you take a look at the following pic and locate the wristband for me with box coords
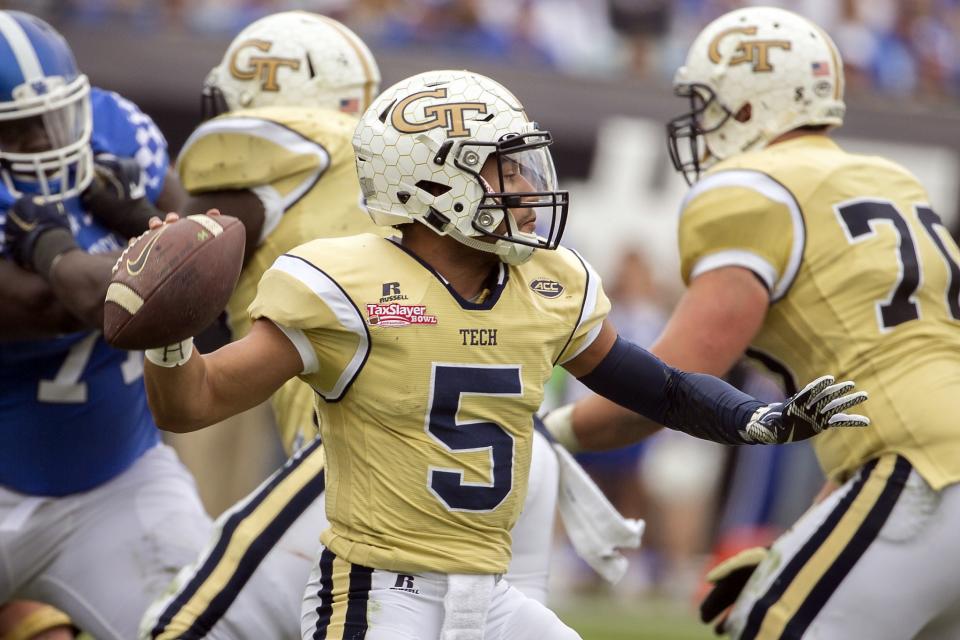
[33,228,79,279]
[542,404,581,453]
[145,338,194,368]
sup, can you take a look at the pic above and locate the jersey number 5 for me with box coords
[836,200,960,330]
[425,364,521,512]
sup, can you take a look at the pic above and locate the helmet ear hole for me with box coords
[734,103,752,123]
[414,180,451,197]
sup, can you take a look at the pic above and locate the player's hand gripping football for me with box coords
[109,209,223,280]
[740,375,869,444]
[3,196,78,276]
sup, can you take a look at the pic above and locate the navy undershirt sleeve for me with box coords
[578,336,766,445]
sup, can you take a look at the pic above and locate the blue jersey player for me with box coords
[0,11,210,640]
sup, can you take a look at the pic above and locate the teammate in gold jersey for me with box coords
[142,69,865,640]
[141,13,632,640]
[545,7,960,640]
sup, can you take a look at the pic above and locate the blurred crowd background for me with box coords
[16,0,960,100]
[6,1,960,637]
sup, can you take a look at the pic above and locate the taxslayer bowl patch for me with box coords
[366,303,438,327]
[530,278,564,298]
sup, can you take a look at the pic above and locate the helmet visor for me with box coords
[459,131,568,252]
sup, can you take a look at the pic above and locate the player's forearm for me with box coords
[144,349,214,432]
[0,261,85,340]
[145,323,300,432]
[578,336,764,445]
[145,347,258,433]
[568,394,664,450]
[46,250,116,329]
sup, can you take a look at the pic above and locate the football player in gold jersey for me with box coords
[545,6,960,639]
[139,13,380,640]
[143,13,629,640]
[141,69,866,640]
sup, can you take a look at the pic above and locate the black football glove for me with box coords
[700,547,768,635]
[4,196,78,278]
[81,153,162,238]
[740,375,869,444]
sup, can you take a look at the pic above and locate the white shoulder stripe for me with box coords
[180,116,331,222]
[558,249,602,365]
[269,320,320,375]
[250,184,285,244]
[272,254,369,401]
[0,13,43,81]
[682,170,805,301]
[690,250,777,292]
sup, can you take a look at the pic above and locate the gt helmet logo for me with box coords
[228,39,300,91]
[707,26,792,72]
[391,88,488,137]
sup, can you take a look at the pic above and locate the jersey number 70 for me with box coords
[835,199,960,331]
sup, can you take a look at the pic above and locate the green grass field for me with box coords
[555,595,714,640]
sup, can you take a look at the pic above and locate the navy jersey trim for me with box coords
[386,237,510,310]
[281,253,372,403]
[745,347,799,396]
[553,248,591,366]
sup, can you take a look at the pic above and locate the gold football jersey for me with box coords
[249,234,609,573]
[178,106,380,452]
[679,135,960,489]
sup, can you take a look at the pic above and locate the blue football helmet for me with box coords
[0,11,92,201]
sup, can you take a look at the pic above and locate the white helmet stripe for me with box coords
[317,15,376,109]
[0,13,43,82]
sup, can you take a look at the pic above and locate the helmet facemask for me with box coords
[200,75,230,121]
[0,73,93,202]
[666,8,847,184]
[666,83,733,185]
[455,131,568,262]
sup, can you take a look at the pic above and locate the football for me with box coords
[103,214,245,350]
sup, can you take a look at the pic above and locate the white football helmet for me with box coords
[667,7,846,183]
[353,70,568,265]
[202,11,380,118]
